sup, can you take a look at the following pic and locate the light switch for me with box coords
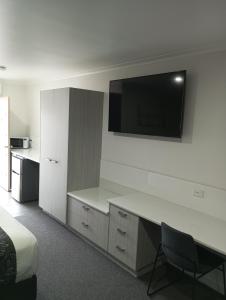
[193,189,205,198]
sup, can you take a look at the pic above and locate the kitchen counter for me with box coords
[11,149,40,163]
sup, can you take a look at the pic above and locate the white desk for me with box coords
[108,191,226,257]
[11,149,40,163]
[66,184,226,279]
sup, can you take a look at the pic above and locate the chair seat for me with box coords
[197,246,224,274]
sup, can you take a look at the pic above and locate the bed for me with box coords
[0,206,38,300]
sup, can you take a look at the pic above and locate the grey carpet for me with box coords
[16,207,224,300]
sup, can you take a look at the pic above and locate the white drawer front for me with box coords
[82,206,108,250]
[67,197,91,240]
[12,156,22,174]
[110,205,139,228]
[108,205,139,270]
[67,197,109,250]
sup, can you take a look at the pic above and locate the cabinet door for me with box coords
[39,89,70,223]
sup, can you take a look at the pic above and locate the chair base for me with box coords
[147,245,226,299]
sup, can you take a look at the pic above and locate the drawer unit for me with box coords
[108,204,155,272]
[67,196,109,250]
[108,205,139,269]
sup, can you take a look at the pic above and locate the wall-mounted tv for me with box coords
[108,70,186,138]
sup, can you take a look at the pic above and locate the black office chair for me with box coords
[147,222,226,299]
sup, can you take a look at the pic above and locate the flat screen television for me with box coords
[108,70,186,138]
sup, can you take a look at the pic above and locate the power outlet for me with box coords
[193,189,205,198]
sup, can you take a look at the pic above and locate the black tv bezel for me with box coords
[108,70,186,138]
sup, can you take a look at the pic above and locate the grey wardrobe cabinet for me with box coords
[39,88,104,223]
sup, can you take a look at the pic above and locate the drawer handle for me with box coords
[118,211,127,218]
[116,245,125,252]
[81,222,89,228]
[117,228,126,235]
[82,205,90,211]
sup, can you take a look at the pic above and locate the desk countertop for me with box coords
[108,192,226,256]
[11,149,40,163]
[67,183,226,256]
[68,188,120,214]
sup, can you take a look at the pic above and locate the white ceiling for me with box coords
[1,0,226,82]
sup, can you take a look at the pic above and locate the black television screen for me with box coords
[108,70,186,138]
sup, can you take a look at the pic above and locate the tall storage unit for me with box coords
[39,88,103,223]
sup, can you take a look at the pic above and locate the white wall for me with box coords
[25,85,41,150]
[0,80,3,95]
[27,50,226,188]
[2,80,29,137]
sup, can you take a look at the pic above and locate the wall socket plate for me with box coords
[193,188,205,198]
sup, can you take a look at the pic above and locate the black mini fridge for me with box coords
[11,154,39,202]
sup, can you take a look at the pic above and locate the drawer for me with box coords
[67,196,109,250]
[110,205,139,229]
[108,205,139,270]
[67,196,91,239]
[12,156,22,174]
[86,207,109,250]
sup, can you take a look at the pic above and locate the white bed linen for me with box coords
[0,206,38,282]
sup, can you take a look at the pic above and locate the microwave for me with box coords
[10,137,30,149]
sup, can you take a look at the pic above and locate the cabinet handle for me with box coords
[45,158,59,164]
[81,222,89,228]
[118,211,127,218]
[82,205,90,211]
[51,159,58,164]
[116,245,125,252]
[117,228,126,235]
[12,170,19,175]
[45,157,52,162]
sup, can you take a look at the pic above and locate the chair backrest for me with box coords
[161,222,199,272]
